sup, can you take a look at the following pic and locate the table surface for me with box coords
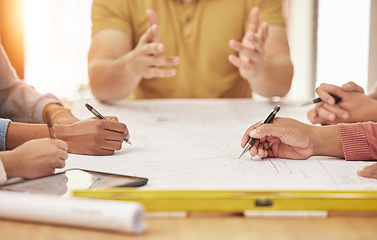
[2,99,377,239]
[2,213,377,240]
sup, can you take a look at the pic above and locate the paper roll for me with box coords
[0,191,145,234]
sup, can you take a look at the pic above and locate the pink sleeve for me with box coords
[0,44,61,123]
[338,122,377,160]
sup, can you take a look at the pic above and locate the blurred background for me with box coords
[0,0,376,101]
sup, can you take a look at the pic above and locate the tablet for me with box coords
[0,169,148,196]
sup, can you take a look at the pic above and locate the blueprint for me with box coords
[65,99,377,190]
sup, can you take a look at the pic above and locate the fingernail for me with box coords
[170,69,176,76]
[173,57,180,64]
[158,44,164,52]
[329,114,335,120]
[342,113,348,119]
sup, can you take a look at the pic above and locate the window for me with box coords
[23,0,93,100]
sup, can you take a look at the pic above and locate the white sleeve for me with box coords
[0,157,7,185]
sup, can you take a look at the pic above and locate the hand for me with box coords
[307,82,377,125]
[56,117,129,156]
[358,163,377,179]
[127,9,179,80]
[242,118,315,159]
[0,138,68,179]
[228,7,268,83]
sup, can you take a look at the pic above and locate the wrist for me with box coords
[54,124,70,143]
[312,125,343,158]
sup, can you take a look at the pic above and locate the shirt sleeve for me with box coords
[91,0,132,37]
[338,122,377,160]
[247,0,285,27]
[0,157,7,185]
[0,119,11,151]
[0,44,62,123]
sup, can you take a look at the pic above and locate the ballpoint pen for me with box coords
[301,93,342,106]
[85,103,132,145]
[45,111,56,139]
[239,105,280,159]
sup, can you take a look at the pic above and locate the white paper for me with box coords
[65,99,377,191]
[0,191,145,234]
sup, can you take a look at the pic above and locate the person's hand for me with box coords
[56,117,129,156]
[127,9,179,80]
[241,118,315,159]
[307,82,377,125]
[228,7,268,83]
[358,163,377,179]
[0,138,68,179]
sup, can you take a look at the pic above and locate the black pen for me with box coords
[301,93,342,106]
[239,105,280,159]
[45,111,56,139]
[85,103,132,145]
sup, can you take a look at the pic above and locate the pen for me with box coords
[301,93,342,106]
[45,111,56,139]
[239,105,280,159]
[85,103,132,145]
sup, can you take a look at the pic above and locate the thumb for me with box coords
[249,124,284,139]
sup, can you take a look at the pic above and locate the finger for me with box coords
[249,140,259,157]
[146,24,159,43]
[357,164,377,179]
[247,7,260,33]
[245,33,264,55]
[229,40,258,60]
[241,121,262,147]
[106,116,119,122]
[139,25,159,44]
[142,42,164,55]
[307,108,319,124]
[260,22,269,43]
[53,139,69,151]
[316,83,344,105]
[148,55,180,67]
[228,55,256,72]
[101,139,123,151]
[342,81,364,93]
[257,144,267,158]
[54,159,66,168]
[315,104,341,122]
[98,149,115,156]
[146,9,159,26]
[143,67,176,79]
[146,8,160,42]
[102,121,128,135]
[58,149,69,161]
[322,103,349,120]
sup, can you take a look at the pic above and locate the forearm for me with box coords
[89,54,142,102]
[249,55,293,98]
[5,122,69,150]
[5,122,51,149]
[312,125,344,158]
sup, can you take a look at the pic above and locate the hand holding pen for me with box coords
[85,103,132,145]
[306,82,371,125]
[239,105,280,158]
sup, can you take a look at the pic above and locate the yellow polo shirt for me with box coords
[91,0,285,99]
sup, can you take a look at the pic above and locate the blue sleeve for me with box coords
[0,118,11,151]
